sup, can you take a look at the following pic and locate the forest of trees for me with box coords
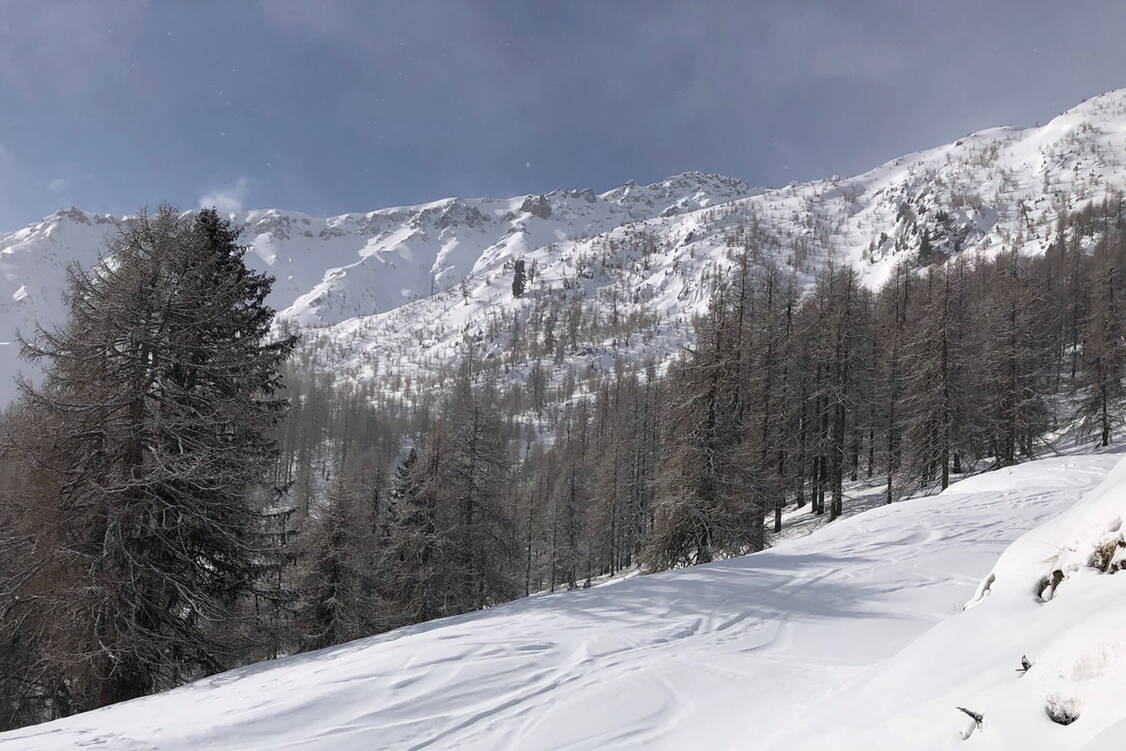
[0,197,1122,730]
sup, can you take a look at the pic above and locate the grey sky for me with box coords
[2,0,1126,230]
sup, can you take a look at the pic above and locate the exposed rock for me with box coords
[519,194,552,219]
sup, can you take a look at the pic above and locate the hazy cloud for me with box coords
[198,177,251,214]
[47,177,68,193]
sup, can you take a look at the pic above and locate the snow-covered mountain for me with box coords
[4,451,1123,750]
[6,88,1126,404]
[281,87,1126,393]
[0,172,755,404]
[279,171,755,327]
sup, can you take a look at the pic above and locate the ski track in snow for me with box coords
[2,454,1120,751]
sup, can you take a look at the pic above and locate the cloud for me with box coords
[47,177,67,193]
[198,177,251,213]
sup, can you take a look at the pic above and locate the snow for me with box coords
[1083,718,1126,751]
[769,454,1126,750]
[5,453,1124,750]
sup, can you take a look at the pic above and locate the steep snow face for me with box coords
[3,453,1120,751]
[0,172,754,405]
[759,86,1126,288]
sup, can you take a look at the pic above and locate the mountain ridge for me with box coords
[6,88,1126,404]
[294,87,1126,394]
[0,171,757,404]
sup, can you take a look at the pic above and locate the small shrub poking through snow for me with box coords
[1037,569,1065,601]
[1087,519,1126,573]
[1046,694,1081,726]
[1038,518,1126,602]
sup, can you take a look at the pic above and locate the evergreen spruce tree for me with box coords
[446,376,518,609]
[382,365,517,621]
[0,207,295,717]
[383,442,446,624]
[512,259,527,298]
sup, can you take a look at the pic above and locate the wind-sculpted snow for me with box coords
[4,453,1121,750]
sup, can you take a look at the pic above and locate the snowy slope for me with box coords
[0,209,119,400]
[766,454,1126,751]
[4,453,1122,750]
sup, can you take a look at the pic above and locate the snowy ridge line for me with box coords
[275,87,1126,399]
[0,172,756,406]
[8,88,1126,407]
